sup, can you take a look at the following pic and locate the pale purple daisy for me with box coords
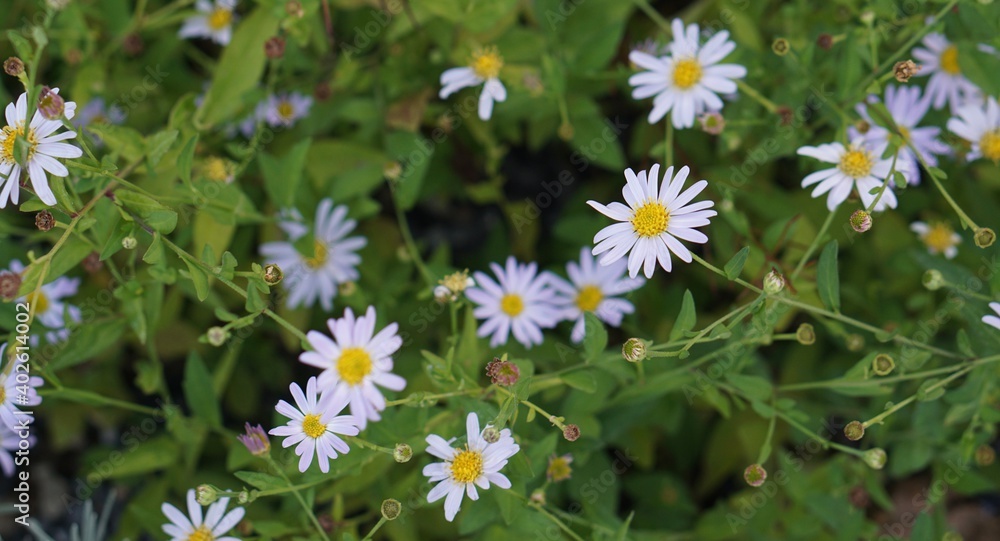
[465,257,562,348]
[549,248,645,343]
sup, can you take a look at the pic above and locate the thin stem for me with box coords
[631,0,673,34]
[861,364,976,429]
[361,517,388,541]
[390,185,435,287]
[664,116,674,167]
[268,457,331,541]
[690,253,763,293]
[494,386,567,430]
[791,209,836,282]
[735,80,778,113]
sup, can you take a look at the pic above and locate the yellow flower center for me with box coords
[838,149,874,178]
[301,414,327,439]
[500,293,524,316]
[0,386,6,404]
[204,157,230,182]
[186,526,214,541]
[26,291,49,314]
[921,222,958,253]
[939,45,960,75]
[450,448,484,484]
[304,240,328,269]
[0,125,36,165]
[898,126,911,142]
[207,8,232,31]
[471,47,503,79]
[672,58,703,90]
[337,347,373,386]
[631,202,669,237]
[575,285,603,312]
[277,101,294,120]
[980,130,1000,163]
[547,456,572,481]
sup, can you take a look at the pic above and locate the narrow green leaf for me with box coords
[182,258,210,301]
[145,129,179,167]
[561,370,596,393]
[234,471,284,491]
[178,135,199,189]
[259,138,311,208]
[817,240,840,312]
[582,312,608,362]
[724,246,750,280]
[669,289,697,341]
[183,352,222,428]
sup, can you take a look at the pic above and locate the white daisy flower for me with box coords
[0,344,42,430]
[947,96,1000,164]
[911,221,961,259]
[9,260,81,344]
[0,89,82,208]
[299,306,405,430]
[549,248,645,343]
[628,18,746,128]
[464,257,562,348]
[268,376,360,473]
[439,46,508,121]
[263,92,312,128]
[984,302,1000,331]
[850,85,949,185]
[423,412,520,522]
[0,422,32,477]
[797,138,902,212]
[911,32,982,113]
[588,164,717,279]
[259,198,366,312]
[161,488,245,541]
[179,0,238,46]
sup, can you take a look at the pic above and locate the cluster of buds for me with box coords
[434,269,474,303]
[485,357,520,386]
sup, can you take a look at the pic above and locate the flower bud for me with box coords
[975,227,996,248]
[433,285,452,303]
[264,36,285,59]
[338,281,357,297]
[872,354,895,376]
[763,269,785,294]
[263,263,283,285]
[743,464,767,487]
[771,38,789,56]
[237,423,271,456]
[854,120,871,135]
[796,323,815,345]
[4,57,24,77]
[0,272,22,301]
[207,326,229,347]
[38,86,65,120]
[863,448,887,470]
[922,269,944,291]
[562,424,580,442]
[82,251,103,273]
[893,60,919,83]
[123,33,144,56]
[237,490,254,505]
[622,338,646,363]
[698,112,725,135]
[844,420,865,441]
[816,33,834,51]
[285,0,304,17]
[383,161,403,181]
[122,236,138,250]
[859,9,875,25]
[381,499,401,520]
[975,444,995,467]
[393,443,412,463]
[485,358,520,386]
[196,484,219,505]
[35,211,54,231]
[850,210,872,233]
[481,426,500,444]
[530,488,546,505]
[557,122,574,141]
[846,333,865,352]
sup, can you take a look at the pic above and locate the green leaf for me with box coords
[616,511,635,541]
[916,379,945,402]
[669,289,697,341]
[726,374,773,401]
[817,240,840,312]
[561,370,596,393]
[86,124,145,161]
[234,471,284,491]
[6,31,33,59]
[385,131,433,210]
[48,318,129,370]
[178,135,199,189]
[145,129,178,167]
[183,352,222,428]
[582,312,608,362]
[259,138,311,208]
[195,8,281,127]
[724,246,750,280]
[181,258,210,301]
[142,234,165,264]
[115,190,178,234]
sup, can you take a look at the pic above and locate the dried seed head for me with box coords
[975,444,995,467]
[744,464,767,487]
[763,269,785,294]
[263,263,283,285]
[207,326,229,347]
[562,424,580,442]
[82,252,103,274]
[196,484,219,505]
[622,338,646,363]
[38,86,65,120]
[872,354,895,376]
[698,112,725,135]
[796,323,816,345]
[771,38,790,56]
[922,269,945,291]
[314,81,333,101]
[486,358,520,386]
[893,60,920,83]
[264,36,285,59]
[35,210,54,231]
[844,420,865,441]
[975,227,996,248]
[850,210,872,233]
[0,272,22,301]
[381,499,401,520]
[123,33,145,56]
[848,485,870,509]
[393,443,412,463]
[816,33,834,51]
[854,119,871,134]
[863,448,887,470]
[4,57,24,77]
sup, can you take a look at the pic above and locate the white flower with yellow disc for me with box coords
[549,248,645,343]
[269,376,360,473]
[161,488,245,541]
[465,257,562,348]
[947,96,1000,165]
[179,0,238,46]
[911,221,961,259]
[797,138,901,212]
[439,46,507,121]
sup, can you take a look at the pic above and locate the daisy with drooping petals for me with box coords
[549,248,645,343]
[259,198,366,312]
[947,96,1000,164]
[161,488,245,541]
[0,90,82,208]
[850,85,949,185]
[263,92,312,128]
[0,344,42,430]
[911,33,982,112]
[8,260,81,344]
[423,412,520,522]
[299,306,405,430]
[179,0,238,46]
[439,46,507,121]
[269,377,360,473]
[588,164,717,279]
[797,138,902,212]
[628,18,746,128]
[984,303,1000,331]
[911,221,961,259]
[465,257,561,348]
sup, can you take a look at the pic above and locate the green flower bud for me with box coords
[622,338,646,363]
[771,38,790,56]
[844,421,865,441]
[393,443,412,463]
[763,269,785,294]
[263,263,283,285]
[872,354,895,376]
[207,326,229,347]
[796,323,816,345]
[122,236,138,250]
[743,464,767,487]
[196,484,219,505]
[381,499,401,520]
[975,227,996,248]
[922,269,945,290]
[863,448,887,470]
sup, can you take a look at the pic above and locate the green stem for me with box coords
[390,185,435,287]
[40,388,159,416]
[790,209,836,282]
[361,517,388,541]
[735,80,778,113]
[631,0,673,34]
[268,457,331,541]
[862,364,976,429]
